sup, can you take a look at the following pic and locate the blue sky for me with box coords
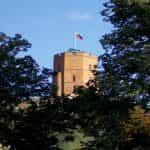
[0,0,112,68]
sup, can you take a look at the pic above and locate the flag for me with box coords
[75,33,83,40]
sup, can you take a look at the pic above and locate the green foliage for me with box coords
[122,106,150,149]
[0,144,10,150]
[89,0,150,149]
[101,0,150,107]
[123,106,150,136]
[0,33,54,150]
[0,33,51,101]
[53,129,94,150]
[71,0,150,149]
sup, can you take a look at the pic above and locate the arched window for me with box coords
[73,75,76,82]
[89,64,92,70]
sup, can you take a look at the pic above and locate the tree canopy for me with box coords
[0,33,51,102]
[100,0,150,108]
[0,33,53,150]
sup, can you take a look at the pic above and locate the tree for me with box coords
[123,106,150,149]
[75,1,150,149]
[89,0,150,149]
[100,0,150,107]
[0,33,52,101]
[0,33,54,150]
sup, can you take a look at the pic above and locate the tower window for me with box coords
[73,75,76,82]
[89,64,92,70]
[94,65,97,69]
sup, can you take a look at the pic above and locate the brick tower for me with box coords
[53,49,98,96]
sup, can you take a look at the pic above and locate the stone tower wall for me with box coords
[53,50,98,96]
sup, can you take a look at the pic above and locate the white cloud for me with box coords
[66,11,93,22]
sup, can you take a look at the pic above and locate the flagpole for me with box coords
[74,32,77,49]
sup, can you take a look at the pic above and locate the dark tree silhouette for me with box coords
[0,33,55,150]
[0,33,51,101]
